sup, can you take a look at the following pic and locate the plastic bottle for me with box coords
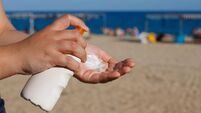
[21,56,81,111]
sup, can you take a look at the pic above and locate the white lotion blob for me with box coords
[84,54,108,72]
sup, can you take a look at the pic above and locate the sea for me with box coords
[6,11,201,36]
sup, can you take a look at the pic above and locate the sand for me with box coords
[0,35,201,113]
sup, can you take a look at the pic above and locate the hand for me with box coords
[15,14,89,75]
[74,44,135,83]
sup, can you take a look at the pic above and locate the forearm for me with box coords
[0,44,23,79]
[0,30,28,46]
[0,0,29,45]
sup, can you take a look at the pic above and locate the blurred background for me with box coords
[0,0,201,113]
[3,0,201,43]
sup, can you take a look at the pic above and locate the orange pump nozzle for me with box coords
[76,26,86,35]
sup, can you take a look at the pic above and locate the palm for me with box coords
[74,44,135,83]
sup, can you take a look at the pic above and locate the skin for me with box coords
[77,45,135,83]
[0,0,135,83]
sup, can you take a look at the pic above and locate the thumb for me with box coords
[49,14,89,31]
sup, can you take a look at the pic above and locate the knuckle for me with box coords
[58,41,68,50]
[70,42,79,51]
[70,41,77,47]
[63,14,70,19]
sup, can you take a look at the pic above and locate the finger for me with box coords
[113,60,134,75]
[80,70,120,84]
[55,54,81,73]
[119,66,132,75]
[49,14,89,31]
[57,41,87,62]
[114,59,135,69]
[123,58,135,67]
[67,15,89,31]
[91,71,121,83]
[98,49,112,63]
[107,58,117,71]
[122,67,132,73]
[57,30,87,48]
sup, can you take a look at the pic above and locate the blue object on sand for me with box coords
[176,35,185,44]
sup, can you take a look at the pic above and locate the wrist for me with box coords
[0,44,27,79]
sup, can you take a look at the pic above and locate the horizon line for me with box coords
[5,10,201,13]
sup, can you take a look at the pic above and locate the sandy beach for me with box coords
[0,35,201,113]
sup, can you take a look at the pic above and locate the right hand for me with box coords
[14,14,89,75]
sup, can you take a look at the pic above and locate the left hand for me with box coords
[74,44,135,84]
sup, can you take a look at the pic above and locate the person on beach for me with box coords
[0,0,135,113]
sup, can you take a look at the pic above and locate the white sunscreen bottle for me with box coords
[21,56,80,111]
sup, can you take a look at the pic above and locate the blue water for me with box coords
[7,11,201,35]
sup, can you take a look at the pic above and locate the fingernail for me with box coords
[84,57,87,63]
[83,24,89,31]
[81,57,86,63]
